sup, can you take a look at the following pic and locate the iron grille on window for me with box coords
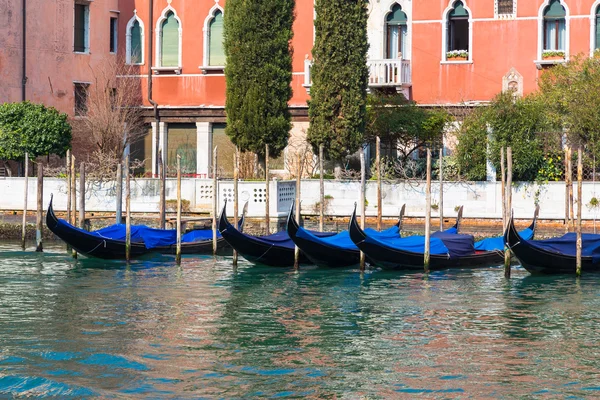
[498,0,514,15]
[74,83,89,116]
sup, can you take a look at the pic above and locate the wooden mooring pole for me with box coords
[233,148,239,266]
[159,150,166,229]
[125,155,131,262]
[360,148,366,270]
[576,148,583,276]
[35,162,43,252]
[501,148,506,231]
[176,155,182,264]
[504,147,513,278]
[79,162,85,229]
[565,146,570,229]
[212,146,218,255]
[294,153,301,270]
[424,149,431,273]
[376,137,382,231]
[319,144,324,232]
[265,144,270,235]
[21,152,28,250]
[568,147,575,231]
[66,150,71,227]
[70,153,76,226]
[439,148,443,231]
[116,161,123,224]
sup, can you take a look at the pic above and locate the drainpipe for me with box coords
[22,0,27,101]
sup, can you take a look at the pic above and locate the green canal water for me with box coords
[1,241,600,398]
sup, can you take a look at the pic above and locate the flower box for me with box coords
[446,50,469,62]
[448,56,468,61]
[541,51,565,60]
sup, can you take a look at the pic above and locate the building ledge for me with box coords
[152,66,182,75]
[440,60,473,65]
[534,59,567,70]
[199,66,225,74]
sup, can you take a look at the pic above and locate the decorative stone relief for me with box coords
[502,67,523,98]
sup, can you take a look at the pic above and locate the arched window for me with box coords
[543,0,566,52]
[126,13,144,65]
[595,5,600,50]
[385,4,407,60]
[208,10,225,66]
[448,1,469,53]
[160,11,180,67]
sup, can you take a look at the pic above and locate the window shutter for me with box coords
[386,4,407,25]
[131,21,142,63]
[596,14,600,50]
[449,2,469,18]
[209,11,225,66]
[543,0,566,19]
[161,12,179,67]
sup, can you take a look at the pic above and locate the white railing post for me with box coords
[304,58,312,87]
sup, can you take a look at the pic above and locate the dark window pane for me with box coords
[130,20,142,63]
[110,17,118,53]
[498,0,513,15]
[74,83,88,116]
[74,4,87,52]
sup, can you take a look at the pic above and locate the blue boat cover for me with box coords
[526,232,600,263]
[474,227,534,251]
[363,231,475,258]
[57,218,217,249]
[251,230,335,250]
[296,225,401,251]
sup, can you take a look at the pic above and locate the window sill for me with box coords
[151,66,182,75]
[74,51,90,55]
[534,59,567,69]
[199,66,225,74]
[440,60,473,65]
[126,62,145,66]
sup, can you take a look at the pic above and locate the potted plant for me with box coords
[542,50,565,60]
[446,50,468,61]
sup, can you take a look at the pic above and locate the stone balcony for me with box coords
[303,58,412,94]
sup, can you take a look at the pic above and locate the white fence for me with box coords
[1,178,599,220]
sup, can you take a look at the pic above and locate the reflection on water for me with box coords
[1,241,600,397]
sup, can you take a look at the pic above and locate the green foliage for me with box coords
[0,101,71,160]
[307,0,369,161]
[224,0,294,158]
[366,93,451,161]
[454,108,488,181]
[536,152,564,182]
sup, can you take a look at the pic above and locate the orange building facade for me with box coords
[2,0,600,176]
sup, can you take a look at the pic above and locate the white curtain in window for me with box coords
[388,26,407,59]
[545,20,565,50]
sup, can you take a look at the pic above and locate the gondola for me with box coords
[46,196,241,259]
[504,215,600,274]
[287,204,451,268]
[349,207,538,271]
[218,203,336,267]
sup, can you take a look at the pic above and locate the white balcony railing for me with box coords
[303,58,411,90]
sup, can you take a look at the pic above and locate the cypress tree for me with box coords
[224,0,294,158]
[308,0,369,161]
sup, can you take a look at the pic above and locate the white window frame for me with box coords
[441,0,473,64]
[126,10,145,65]
[382,1,412,61]
[495,0,517,19]
[590,0,600,56]
[200,4,225,72]
[153,4,183,73]
[74,2,91,54]
[536,0,570,65]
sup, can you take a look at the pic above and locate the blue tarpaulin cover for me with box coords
[363,230,475,258]
[57,219,217,249]
[251,230,335,250]
[526,232,600,263]
[474,227,534,251]
[296,226,401,251]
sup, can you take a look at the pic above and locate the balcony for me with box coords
[303,58,412,93]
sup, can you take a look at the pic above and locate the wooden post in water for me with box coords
[70,153,76,226]
[294,153,301,269]
[376,136,382,231]
[159,149,166,229]
[576,148,583,276]
[35,162,43,252]
[66,150,71,227]
[233,148,239,266]
[504,147,513,278]
[569,148,575,231]
[79,162,85,229]
[439,148,443,231]
[265,144,270,235]
[116,162,123,224]
[565,146,570,229]
[176,155,182,264]
[501,148,506,230]
[212,146,218,255]
[21,152,29,249]
[360,148,366,270]
[424,149,431,273]
[319,144,324,232]
[125,155,131,262]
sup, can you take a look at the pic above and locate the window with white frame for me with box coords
[110,17,118,53]
[496,0,515,17]
[126,12,144,65]
[74,3,90,53]
[542,0,566,53]
[595,5,600,50]
[160,11,180,67]
[74,83,89,116]
[208,10,225,66]
[385,4,408,60]
[446,1,469,59]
